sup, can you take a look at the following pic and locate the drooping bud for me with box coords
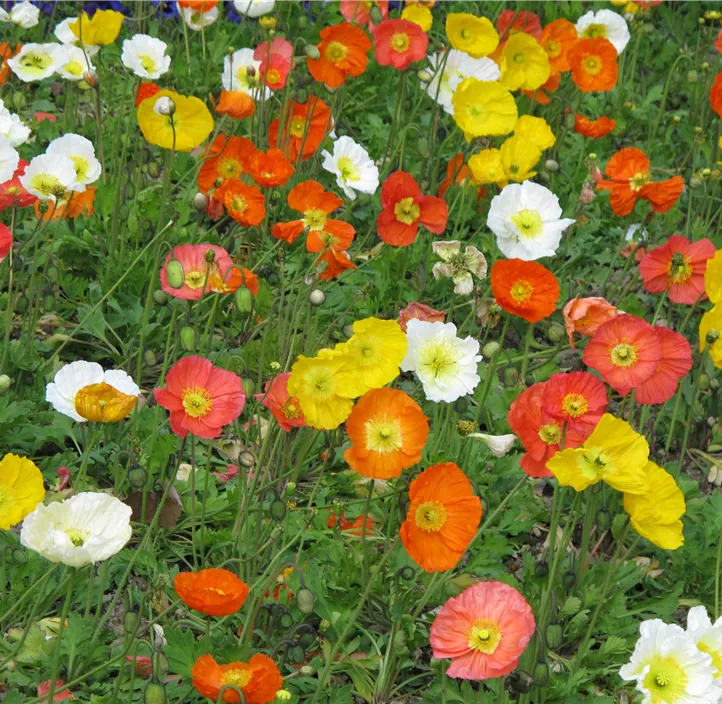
[0,375,12,396]
[304,44,320,60]
[369,4,383,24]
[296,587,316,614]
[144,349,157,367]
[544,159,559,173]
[564,111,576,129]
[144,681,167,704]
[697,374,710,390]
[153,290,169,305]
[509,670,534,694]
[533,662,549,686]
[236,287,253,313]
[242,378,255,396]
[124,611,139,635]
[269,497,287,521]
[546,323,565,343]
[545,623,562,649]
[417,69,433,83]
[128,466,148,489]
[417,137,430,157]
[180,326,196,352]
[688,70,699,84]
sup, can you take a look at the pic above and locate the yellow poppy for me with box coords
[500,135,542,182]
[513,115,556,151]
[452,78,517,140]
[699,304,722,368]
[70,10,124,45]
[74,382,138,423]
[446,12,499,59]
[705,249,722,304]
[0,454,45,530]
[500,33,551,91]
[468,148,506,185]
[401,4,433,32]
[137,90,214,152]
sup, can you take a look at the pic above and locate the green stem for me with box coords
[47,569,76,703]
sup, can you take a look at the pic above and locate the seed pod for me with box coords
[180,326,195,352]
[43,293,56,311]
[503,367,517,387]
[697,373,710,390]
[417,69,432,82]
[287,644,305,664]
[144,681,167,704]
[269,498,287,521]
[166,258,185,289]
[296,587,316,614]
[295,88,308,103]
[124,611,139,635]
[148,162,161,179]
[297,15,307,27]
[0,375,12,396]
[546,623,562,649]
[242,378,255,396]
[369,4,383,24]
[144,349,158,367]
[299,664,314,675]
[546,323,565,343]
[482,341,500,358]
[236,286,253,313]
[399,566,415,581]
[544,159,560,173]
[596,508,611,532]
[128,466,148,489]
[533,662,549,687]
[239,450,255,468]
[309,289,326,306]
[153,290,169,305]
[298,629,315,649]
[509,670,534,694]
[193,192,208,211]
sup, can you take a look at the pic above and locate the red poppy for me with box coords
[198,135,258,194]
[372,19,428,71]
[213,464,239,484]
[307,23,371,88]
[0,160,36,211]
[490,259,560,324]
[37,681,74,701]
[541,371,608,435]
[136,82,160,107]
[177,0,217,8]
[340,0,388,26]
[254,37,293,90]
[711,71,722,117]
[254,372,307,431]
[318,248,356,279]
[249,148,295,188]
[398,301,445,332]
[573,113,616,138]
[32,112,56,123]
[596,147,685,216]
[715,30,722,54]
[154,356,246,439]
[0,224,11,264]
[583,314,663,395]
[639,234,715,304]
[378,171,448,246]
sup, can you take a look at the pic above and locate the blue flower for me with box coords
[152,0,178,18]
[224,0,242,23]
[83,1,130,16]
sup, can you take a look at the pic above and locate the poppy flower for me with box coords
[490,259,560,324]
[542,371,608,435]
[254,372,306,432]
[372,19,428,71]
[398,302,445,332]
[35,188,96,222]
[177,0,218,9]
[499,33,551,92]
[445,13,499,59]
[452,78,518,139]
[137,90,214,152]
[318,248,356,280]
[468,147,504,188]
[37,680,74,701]
[327,512,374,536]
[507,382,584,478]
[496,10,542,45]
[307,23,371,89]
[573,113,616,138]
[135,81,160,106]
[268,97,332,161]
[249,148,294,188]
[126,656,153,679]
[217,179,266,226]
[377,171,448,246]
[198,134,258,195]
[216,90,256,120]
[0,43,21,86]
[438,153,485,200]
[596,147,685,216]
[539,18,577,73]
[711,71,722,118]
[639,234,716,305]
[583,314,663,395]
[706,249,722,305]
[0,224,11,263]
[253,37,293,90]
[154,356,245,439]
[174,567,249,616]
[715,30,722,54]
[344,388,429,479]
[340,0,388,26]
[399,462,482,572]
[69,10,124,45]
[568,37,619,92]
[430,581,535,680]
[700,305,722,368]
[521,71,561,105]
[191,653,282,704]
[0,159,36,211]
[563,296,618,349]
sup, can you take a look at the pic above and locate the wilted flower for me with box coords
[432,240,487,295]
[563,296,619,349]
[398,301,445,332]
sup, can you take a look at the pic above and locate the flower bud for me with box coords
[708,444,722,453]
[534,561,548,578]
[304,44,321,60]
[295,87,308,103]
[154,653,170,678]
[690,175,704,189]
[144,349,157,367]
[562,571,576,590]
[417,136,430,157]
[43,293,56,311]
[579,182,595,205]
[309,289,326,306]
[124,611,139,635]
[707,330,720,344]
[482,341,500,358]
[180,326,196,352]
[544,159,559,173]
[537,171,551,185]
[236,287,253,313]
[166,258,185,289]
[545,623,562,649]
[155,96,175,116]
[242,378,255,396]
[269,498,287,521]
[369,3,383,24]
[503,367,517,387]
[565,112,576,129]
[546,323,565,343]
[296,587,316,614]
[688,70,699,84]
[148,162,162,179]
[533,662,549,686]
[300,664,315,675]
[12,548,27,565]
[193,192,208,211]
[128,466,148,488]
[153,290,169,305]
[144,681,167,704]
[697,373,710,390]
[85,70,99,87]
[711,378,721,390]
[239,450,256,468]
[0,375,12,396]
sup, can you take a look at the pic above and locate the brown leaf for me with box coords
[124,488,183,530]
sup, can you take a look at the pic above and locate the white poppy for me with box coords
[55,45,94,82]
[179,4,219,31]
[620,619,722,704]
[233,0,275,17]
[20,492,133,567]
[222,48,269,99]
[687,606,722,681]
[625,223,647,242]
[121,34,171,79]
[487,181,575,261]
[321,136,379,201]
[401,319,482,403]
[54,18,101,56]
[426,50,500,115]
[467,433,517,458]
[47,134,102,192]
[576,9,630,54]
[0,136,19,184]
[20,153,77,202]
[0,107,30,147]
[45,361,140,422]
[432,240,488,295]
[0,0,40,28]
[7,43,62,83]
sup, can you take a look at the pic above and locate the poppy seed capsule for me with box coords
[295,88,308,103]
[128,466,148,489]
[310,289,326,306]
[236,287,253,313]
[482,341,500,358]
[0,375,12,396]
[545,159,559,173]
[688,70,699,84]
[180,326,195,352]
[193,192,208,211]
[242,378,255,396]
[269,498,286,521]
[690,175,703,189]
[417,69,432,83]
[143,349,157,367]
[697,373,710,390]
[546,323,565,343]
[144,681,167,704]
[545,623,562,649]
[296,587,316,614]
[533,662,549,687]
[147,162,161,178]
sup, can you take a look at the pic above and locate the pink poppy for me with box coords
[254,37,294,90]
[398,302,445,332]
[562,296,618,349]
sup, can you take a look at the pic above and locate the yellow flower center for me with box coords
[303,208,327,230]
[64,59,84,76]
[582,55,602,76]
[513,52,526,64]
[231,195,247,214]
[668,253,693,283]
[582,23,607,39]
[218,158,241,180]
[70,156,90,182]
[29,173,65,198]
[394,197,420,225]
[414,500,447,531]
[325,41,348,63]
[418,339,461,379]
[337,157,360,183]
[185,269,207,289]
[181,386,213,418]
[139,54,157,73]
[281,397,302,419]
[629,171,652,191]
[460,28,471,39]
[511,209,543,238]
[221,668,252,689]
[266,68,281,85]
[509,279,533,304]
[562,393,589,418]
[65,528,90,547]
[391,32,410,52]
[364,417,403,454]
[610,342,638,368]
[465,102,485,120]
[467,619,502,654]
[19,50,53,75]
[290,117,306,138]
[538,423,561,445]
[545,38,561,57]
[319,231,339,247]
[642,656,688,703]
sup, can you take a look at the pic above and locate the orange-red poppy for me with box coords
[268,97,333,162]
[328,512,375,536]
[490,259,560,323]
[177,0,217,8]
[0,160,36,211]
[562,296,618,350]
[541,371,608,435]
[318,248,356,279]
[307,23,371,89]
[400,462,482,572]
[35,188,96,222]
[497,9,542,44]
[340,0,388,26]
[596,147,684,216]
[254,37,293,91]
[217,179,266,226]
[573,113,616,138]
[568,38,618,93]
[254,372,307,432]
[539,18,577,73]
[437,154,487,204]
[174,568,249,616]
[344,387,429,479]
[398,301,445,332]
[711,71,722,118]
[216,90,256,120]
[249,148,295,188]
[521,71,561,105]
[198,135,258,194]
[0,43,20,86]
[372,18,428,70]
[135,82,160,106]
[191,653,281,704]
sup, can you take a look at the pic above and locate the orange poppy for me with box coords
[340,0,388,26]
[35,188,96,221]
[177,0,217,8]
[174,568,249,617]
[217,179,266,226]
[136,82,160,107]
[568,37,618,92]
[437,154,485,201]
[318,248,356,279]
[198,135,258,194]
[307,23,372,89]
[249,148,294,188]
[344,387,429,479]
[711,71,722,118]
[191,653,281,704]
[539,19,577,73]
[0,43,20,85]
[521,71,561,105]
[573,113,616,138]
[400,462,482,572]
[268,97,333,162]
[596,147,684,216]
[490,259,560,323]
[216,90,256,120]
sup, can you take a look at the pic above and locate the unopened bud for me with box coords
[303,44,320,60]
[482,341,500,357]
[579,182,595,204]
[417,69,432,82]
[270,498,286,521]
[509,670,534,694]
[193,192,208,211]
[0,374,11,396]
[309,289,325,306]
[690,175,704,189]
[546,323,565,343]
[85,70,99,87]
[698,373,710,390]
[687,70,699,84]
[143,349,158,367]
[235,286,253,313]
[564,112,576,129]
[533,662,549,686]
[296,587,316,614]
[148,162,161,178]
[546,623,562,649]
[544,159,559,173]
[453,396,468,413]
[242,378,255,396]
[128,466,148,489]
[204,248,216,264]
[707,329,720,345]
[153,290,169,305]
[124,611,140,635]
[144,681,167,704]
[369,4,383,24]
[417,136,430,157]
[180,325,196,352]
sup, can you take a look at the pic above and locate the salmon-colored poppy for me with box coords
[639,234,716,304]
[398,301,445,332]
[340,0,388,26]
[0,160,36,211]
[191,653,282,704]
[318,248,356,279]
[507,382,584,478]
[154,356,246,439]
[307,23,371,88]
[174,567,249,616]
[573,113,616,138]
[497,10,542,44]
[490,259,560,324]
[378,171,448,246]
[0,224,11,263]
[344,388,429,479]
[249,148,294,188]
[539,19,577,73]
[563,296,618,349]
[268,97,333,162]
[542,371,608,435]
[37,680,74,701]
[568,38,619,92]
[254,37,293,90]
[198,135,258,194]
[0,43,20,86]
[521,71,561,105]
[216,90,256,119]
[711,71,722,117]
[438,153,486,201]
[596,147,684,216]
[35,188,96,222]
[400,462,482,572]
[136,82,160,107]
[714,30,722,54]
[254,372,307,432]
[372,19,428,71]
[217,179,266,226]
[327,511,374,536]
[583,314,663,395]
